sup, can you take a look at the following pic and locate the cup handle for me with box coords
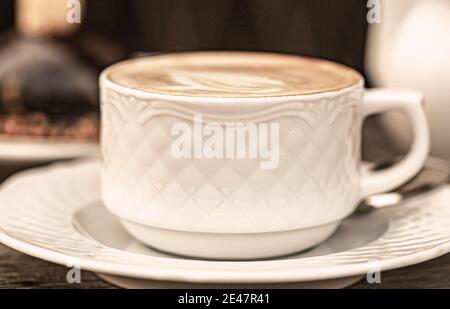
[360,89,430,198]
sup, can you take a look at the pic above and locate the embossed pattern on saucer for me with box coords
[0,160,449,284]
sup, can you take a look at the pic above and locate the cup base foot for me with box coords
[119,219,340,260]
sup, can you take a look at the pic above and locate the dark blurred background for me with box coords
[83,0,368,72]
[0,0,369,73]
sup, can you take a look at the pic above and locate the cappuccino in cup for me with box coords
[100,52,429,259]
[107,52,359,97]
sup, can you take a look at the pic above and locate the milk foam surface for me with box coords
[107,52,361,98]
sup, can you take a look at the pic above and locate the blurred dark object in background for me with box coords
[0,33,101,139]
[0,33,97,119]
[0,0,126,140]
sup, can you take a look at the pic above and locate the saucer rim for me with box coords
[1,227,449,284]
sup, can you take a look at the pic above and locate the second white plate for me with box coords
[0,136,99,164]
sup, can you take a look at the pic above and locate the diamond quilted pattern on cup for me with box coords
[277,160,316,194]
[132,174,159,202]
[101,88,363,233]
[159,151,190,180]
[229,182,259,206]
[160,180,189,202]
[246,169,280,195]
[144,160,174,191]
[191,157,226,182]
[173,163,208,195]
[229,157,261,179]
[145,121,173,155]
[282,123,312,158]
[264,182,292,202]
[209,164,244,197]
[194,182,225,204]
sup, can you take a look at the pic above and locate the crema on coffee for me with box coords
[106,52,362,98]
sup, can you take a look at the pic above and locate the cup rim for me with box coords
[100,51,365,105]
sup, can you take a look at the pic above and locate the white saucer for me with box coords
[0,160,449,288]
[0,136,99,164]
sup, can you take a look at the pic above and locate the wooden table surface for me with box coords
[0,242,449,288]
[0,122,449,289]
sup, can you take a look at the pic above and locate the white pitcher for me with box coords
[366,0,450,160]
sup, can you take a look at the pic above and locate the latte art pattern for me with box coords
[167,70,285,94]
[106,52,361,98]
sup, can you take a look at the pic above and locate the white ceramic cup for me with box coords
[100,53,429,259]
